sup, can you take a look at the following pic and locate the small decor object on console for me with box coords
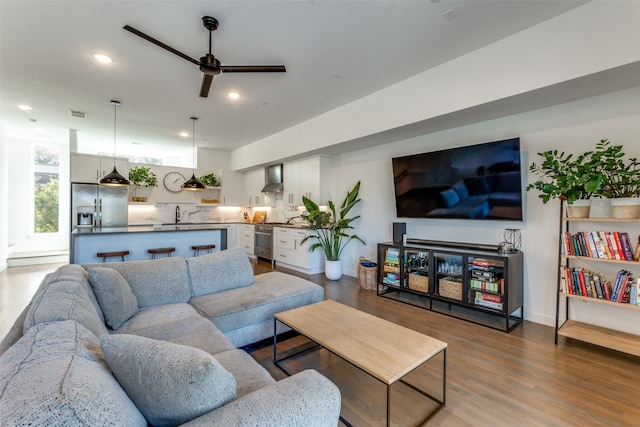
[501,228,522,253]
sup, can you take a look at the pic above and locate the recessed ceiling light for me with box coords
[18,104,32,111]
[179,131,189,137]
[92,53,114,64]
[228,92,240,100]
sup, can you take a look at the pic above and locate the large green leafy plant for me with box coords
[588,139,640,198]
[526,148,601,204]
[301,181,365,261]
[128,166,158,187]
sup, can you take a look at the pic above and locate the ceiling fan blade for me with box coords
[199,74,214,98]
[220,65,286,73]
[123,24,200,66]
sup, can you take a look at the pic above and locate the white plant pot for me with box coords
[610,197,640,219]
[588,197,612,218]
[566,199,590,218]
[325,260,342,281]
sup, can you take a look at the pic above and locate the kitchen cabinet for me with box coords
[273,227,324,274]
[243,168,267,207]
[71,153,128,183]
[239,223,255,258]
[219,171,243,206]
[283,156,331,206]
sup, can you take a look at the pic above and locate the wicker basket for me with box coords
[408,273,429,293]
[357,257,377,290]
[439,277,462,300]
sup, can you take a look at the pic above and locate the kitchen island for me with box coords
[70,224,228,264]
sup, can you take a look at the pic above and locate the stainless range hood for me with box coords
[261,163,283,192]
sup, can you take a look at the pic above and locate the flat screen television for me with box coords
[392,138,523,220]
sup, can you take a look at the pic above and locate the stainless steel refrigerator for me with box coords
[70,183,128,229]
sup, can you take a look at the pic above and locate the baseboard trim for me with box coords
[7,253,69,267]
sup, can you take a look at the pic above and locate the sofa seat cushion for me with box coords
[190,271,324,334]
[23,267,109,338]
[88,266,139,329]
[82,257,191,308]
[213,349,276,398]
[187,247,254,297]
[101,334,236,427]
[114,303,236,355]
[0,320,146,427]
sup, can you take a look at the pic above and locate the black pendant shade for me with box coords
[182,173,205,190]
[100,100,129,186]
[100,167,130,186]
[182,116,204,191]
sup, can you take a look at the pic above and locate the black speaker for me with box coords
[392,222,406,244]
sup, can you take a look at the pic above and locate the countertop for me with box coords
[72,222,311,234]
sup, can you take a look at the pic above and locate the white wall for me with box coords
[330,86,640,333]
[0,126,8,270]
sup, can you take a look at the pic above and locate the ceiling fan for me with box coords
[123,16,286,98]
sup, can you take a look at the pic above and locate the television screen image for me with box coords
[392,138,523,220]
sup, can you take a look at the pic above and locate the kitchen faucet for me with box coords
[175,206,180,223]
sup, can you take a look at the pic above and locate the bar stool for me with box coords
[96,250,129,262]
[147,247,176,259]
[192,244,216,256]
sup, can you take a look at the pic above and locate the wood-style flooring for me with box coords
[2,260,639,426]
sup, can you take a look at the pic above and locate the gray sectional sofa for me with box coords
[0,247,341,426]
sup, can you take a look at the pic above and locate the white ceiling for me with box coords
[1,1,586,161]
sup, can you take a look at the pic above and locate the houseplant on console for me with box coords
[301,181,365,280]
[128,166,158,202]
[526,148,602,218]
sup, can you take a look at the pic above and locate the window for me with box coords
[33,143,60,233]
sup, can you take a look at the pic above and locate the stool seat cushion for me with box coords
[88,267,139,330]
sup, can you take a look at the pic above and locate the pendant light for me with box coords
[100,100,130,186]
[182,116,205,191]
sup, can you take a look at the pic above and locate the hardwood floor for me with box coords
[2,260,639,426]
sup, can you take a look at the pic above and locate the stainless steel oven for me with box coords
[254,224,273,261]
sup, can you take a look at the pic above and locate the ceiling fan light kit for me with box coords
[123,16,286,98]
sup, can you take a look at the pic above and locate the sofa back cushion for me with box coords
[23,265,109,338]
[101,334,236,426]
[83,257,191,308]
[88,267,139,329]
[0,320,146,426]
[187,248,254,297]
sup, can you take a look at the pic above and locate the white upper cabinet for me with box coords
[242,168,266,207]
[71,153,128,183]
[219,171,243,206]
[283,156,331,207]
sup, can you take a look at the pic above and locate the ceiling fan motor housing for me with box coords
[200,54,221,75]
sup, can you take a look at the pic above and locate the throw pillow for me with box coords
[100,334,236,427]
[439,188,461,208]
[451,180,469,201]
[88,267,139,330]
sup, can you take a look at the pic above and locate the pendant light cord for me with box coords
[112,100,120,168]
[191,116,197,172]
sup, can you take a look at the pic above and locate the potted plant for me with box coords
[301,181,365,280]
[526,148,602,218]
[128,166,158,202]
[588,139,640,218]
[198,173,221,187]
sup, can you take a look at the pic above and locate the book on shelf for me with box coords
[562,231,638,261]
[473,291,503,310]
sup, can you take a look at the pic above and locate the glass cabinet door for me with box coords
[468,256,505,312]
[434,252,464,301]
[404,249,430,293]
[379,245,402,288]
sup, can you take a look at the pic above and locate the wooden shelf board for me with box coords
[562,255,639,265]
[558,320,640,357]
[560,292,640,310]
[564,217,640,223]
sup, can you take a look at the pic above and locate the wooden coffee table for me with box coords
[274,300,447,426]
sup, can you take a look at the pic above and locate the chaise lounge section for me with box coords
[0,248,341,426]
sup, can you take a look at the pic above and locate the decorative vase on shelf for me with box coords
[325,260,342,281]
[588,197,612,218]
